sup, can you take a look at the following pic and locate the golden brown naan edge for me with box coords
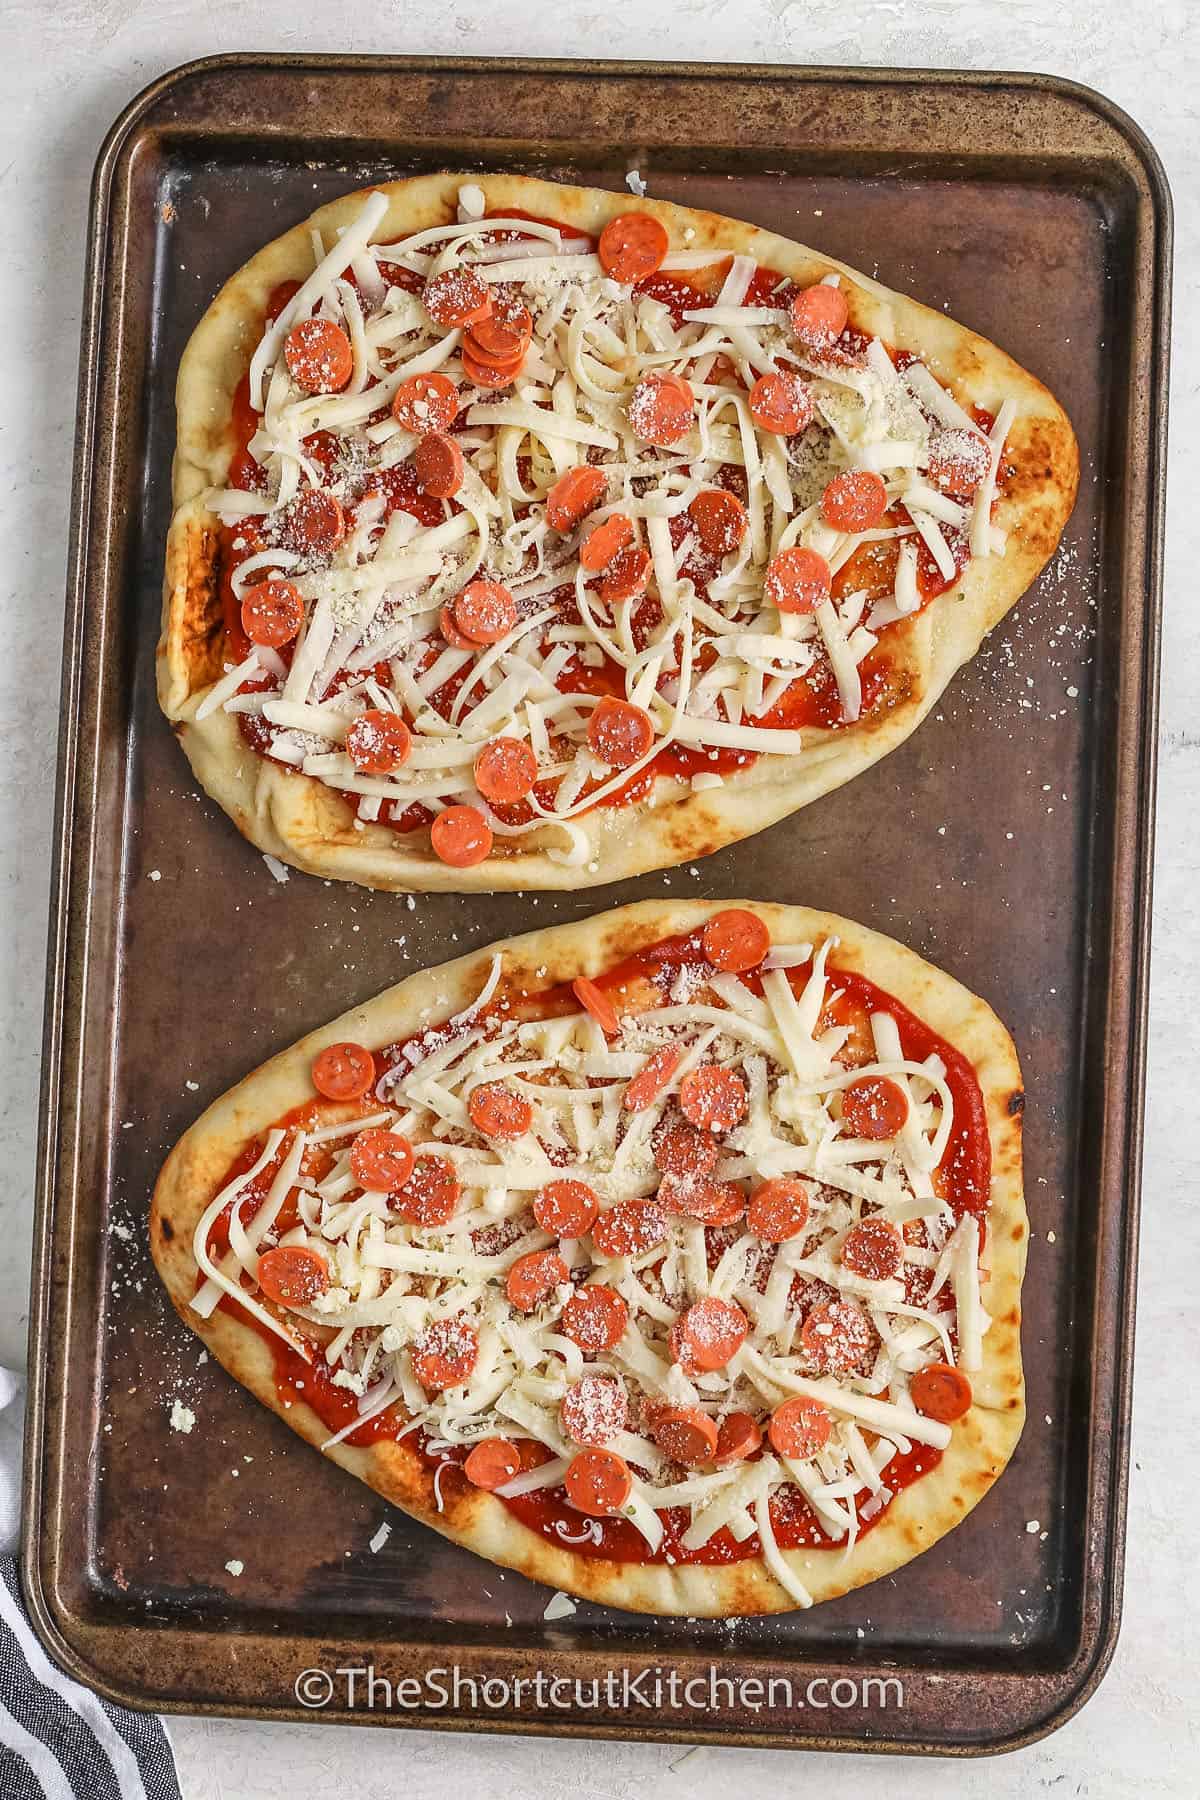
[158,172,1078,893]
[150,897,1026,1615]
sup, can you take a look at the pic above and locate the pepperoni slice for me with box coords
[799,1299,874,1375]
[533,1178,601,1240]
[623,1044,682,1111]
[453,579,517,645]
[348,1127,415,1192]
[439,602,479,650]
[468,1080,533,1141]
[565,1447,632,1516]
[414,432,465,499]
[283,317,353,394]
[910,1361,973,1424]
[926,427,992,498]
[746,1177,811,1243]
[560,1283,628,1353]
[687,489,747,558]
[701,908,770,973]
[600,544,652,606]
[241,579,304,649]
[713,1410,763,1467]
[396,1153,461,1226]
[346,709,412,775]
[284,489,346,555]
[579,512,634,572]
[474,737,537,804]
[591,1199,668,1260]
[572,976,619,1037]
[587,696,655,769]
[467,301,533,362]
[461,347,522,390]
[655,1121,719,1180]
[679,1066,747,1134]
[546,465,607,532]
[749,370,814,436]
[430,804,493,867]
[256,1244,330,1307]
[560,1374,628,1447]
[423,266,491,329]
[763,545,832,614]
[821,469,889,533]
[841,1218,904,1282]
[841,1075,909,1140]
[598,212,670,283]
[676,1297,749,1371]
[312,1041,375,1101]
[506,1248,569,1313]
[411,1313,479,1391]
[651,1404,718,1467]
[789,283,849,352]
[768,1395,833,1460]
[628,371,694,446]
[391,371,459,434]
[661,1176,745,1227]
[463,1437,521,1490]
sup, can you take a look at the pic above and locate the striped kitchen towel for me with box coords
[0,1369,182,1799]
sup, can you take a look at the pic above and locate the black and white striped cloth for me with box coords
[0,1370,182,1799]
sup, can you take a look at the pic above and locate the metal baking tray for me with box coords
[24,55,1168,1753]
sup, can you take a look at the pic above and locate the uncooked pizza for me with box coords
[151,901,1026,1614]
[159,173,1077,891]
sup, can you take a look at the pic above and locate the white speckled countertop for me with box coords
[0,2,1193,1793]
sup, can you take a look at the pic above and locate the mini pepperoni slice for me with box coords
[391,371,459,434]
[840,1075,909,1140]
[763,545,832,615]
[474,737,537,804]
[714,1411,763,1467]
[256,1244,330,1307]
[821,468,889,533]
[468,1080,533,1141]
[655,1121,719,1180]
[284,489,346,555]
[768,1395,833,1461]
[701,908,770,973]
[534,1178,601,1240]
[687,488,747,558]
[749,369,814,436]
[546,465,607,532]
[430,804,493,867]
[600,544,652,606]
[661,1176,746,1228]
[453,579,517,645]
[284,317,354,394]
[439,602,479,650]
[910,1361,973,1423]
[560,1283,628,1354]
[677,1297,749,1371]
[841,1218,904,1282]
[565,1447,632,1516]
[651,1404,718,1468]
[623,1044,682,1111]
[789,282,849,352]
[591,1199,668,1260]
[346,709,412,775]
[679,1066,747,1134]
[312,1041,375,1101]
[572,976,619,1037]
[463,1437,521,1490]
[579,511,634,572]
[348,1127,415,1192]
[747,1177,811,1243]
[414,432,465,499]
[241,578,304,648]
[587,696,655,769]
[396,1153,461,1227]
[506,1248,569,1313]
[467,301,533,362]
[411,1313,479,1391]
[560,1374,628,1447]
[460,347,521,390]
[799,1298,874,1376]
[598,212,670,283]
[925,427,992,498]
[423,265,491,329]
[628,371,694,446]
